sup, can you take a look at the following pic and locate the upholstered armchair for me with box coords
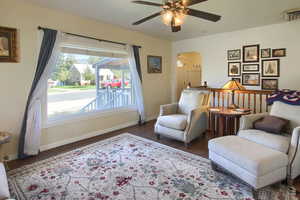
[239,101,300,182]
[155,89,210,147]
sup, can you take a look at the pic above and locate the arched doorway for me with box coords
[176,52,202,100]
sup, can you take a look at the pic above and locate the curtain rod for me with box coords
[38,26,141,48]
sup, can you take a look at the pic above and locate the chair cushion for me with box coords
[270,101,300,133]
[0,163,10,199]
[157,114,187,130]
[253,115,289,134]
[209,136,288,176]
[178,90,205,115]
[238,129,291,153]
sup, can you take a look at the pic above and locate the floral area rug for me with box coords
[8,133,297,200]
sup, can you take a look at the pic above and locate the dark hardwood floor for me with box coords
[7,120,300,197]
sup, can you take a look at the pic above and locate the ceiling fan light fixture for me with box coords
[162,10,174,25]
[174,11,187,26]
[162,9,187,26]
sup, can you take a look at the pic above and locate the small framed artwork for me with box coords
[243,64,259,72]
[262,59,280,77]
[262,79,278,90]
[227,49,241,60]
[242,73,260,86]
[272,48,286,57]
[232,78,241,83]
[243,44,260,63]
[228,62,241,77]
[0,26,18,62]
[147,55,162,73]
[261,48,271,58]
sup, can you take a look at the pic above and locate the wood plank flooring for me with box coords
[7,120,300,198]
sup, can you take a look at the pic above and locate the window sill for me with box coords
[44,106,138,129]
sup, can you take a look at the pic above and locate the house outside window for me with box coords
[47,52,135,122]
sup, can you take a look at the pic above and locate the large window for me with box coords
[47,52,135,121]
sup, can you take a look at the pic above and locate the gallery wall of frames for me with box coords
[227,45,286,90]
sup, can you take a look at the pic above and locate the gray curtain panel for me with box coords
[132,45,142,82]
[18,28,58,159]
[132,45,145,125]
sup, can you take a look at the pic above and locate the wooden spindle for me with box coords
[217,92,220,107]
[259,94,263,113]
[213,91,216,107]
[242,94,245,108]
[222,92,225,107]
[254,94,257,114]
[248,93,251,109]
[227,92,230,107]
[266,94,269,112]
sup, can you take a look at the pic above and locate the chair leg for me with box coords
[184,142,189,148]
[211,162,223,173]
[287,177,294,186]
[156,134,160,140]
[211,162,218,171]
[252,188,259,200]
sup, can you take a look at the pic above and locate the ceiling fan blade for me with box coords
[132,12,162,25]
[132,1,163,7]
[171,26,181,32]
[181,0,207,6]
[187,8,221,22]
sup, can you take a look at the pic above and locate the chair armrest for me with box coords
[239,113,269,130]
[159,103,178,116]
[288,127,300,179]
[184,107,209,143]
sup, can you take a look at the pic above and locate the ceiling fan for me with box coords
[132,0,221,32]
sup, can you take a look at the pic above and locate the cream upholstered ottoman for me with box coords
[208,136,288,190]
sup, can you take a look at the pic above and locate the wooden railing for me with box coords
[192,87,273,114]
[80,88,135,113]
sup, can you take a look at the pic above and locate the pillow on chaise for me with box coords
[253,115,289,134]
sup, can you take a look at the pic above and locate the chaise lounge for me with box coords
[209,101,300,193]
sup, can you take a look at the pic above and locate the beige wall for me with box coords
[0,0,172,158]
[172,21,300,101]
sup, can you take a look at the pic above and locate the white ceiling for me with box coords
[25,0,300,41]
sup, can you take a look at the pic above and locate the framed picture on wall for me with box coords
[242,73,260,86]
[227,49,241,60]
[147,55,162,73]
[272,48,286,57]
[243,64,259,72]
[243,44,260,63]
[262,59,280,77]
[0,26,18,62]
[228,62,241,77]
[261,48,271,58]
[262,79,278,90]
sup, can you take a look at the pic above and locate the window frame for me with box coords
[43,46,137,128]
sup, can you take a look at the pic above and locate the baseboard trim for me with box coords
[8,115,158,161]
